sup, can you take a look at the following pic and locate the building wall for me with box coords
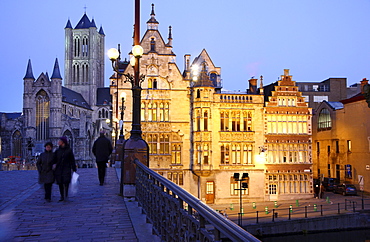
[313,98,370,192]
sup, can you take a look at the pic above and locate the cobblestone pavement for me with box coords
[0,168,158,242]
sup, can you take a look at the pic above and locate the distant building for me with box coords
[312,89,370,192]
[0,13,111,167]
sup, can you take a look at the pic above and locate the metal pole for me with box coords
[272,209,275,222]
[305,206,307,218]
[256,211,259,224]
[239,179,242,226]
[320,205,323,216]
[338,203,340,214]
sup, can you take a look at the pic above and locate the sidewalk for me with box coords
[208,193,370,224]
[0,168,159,242]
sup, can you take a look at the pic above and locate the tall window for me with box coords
[12,131,22,157]
[196,110,201,131]
[36,90,50,141]
[204,111,208,131]
[74,37,80,57]
[159,134,170,154]
[82,63,88,83]
[141,103,146,121]
[318,108,331,130]
[171,144,181,164]
[231,111,240,131]
[73,64,80,84]
[347,140,352,152]
[243,111,252,131]
[148,134,158,154]
[82,36,88,57]
[221,145,230,164]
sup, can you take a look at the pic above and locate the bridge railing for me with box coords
[134,159,260,242]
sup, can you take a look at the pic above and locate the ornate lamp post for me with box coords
[119,92,126,139]
[107,0,148,196]
[234,173,248,227]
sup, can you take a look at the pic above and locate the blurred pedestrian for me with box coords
[320,184,325,199]
[36,142,54,202]
[53,137,76,201]
[92,130,113,186]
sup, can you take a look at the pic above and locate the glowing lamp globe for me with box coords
[132,45,144,57]
[107,48,120,60]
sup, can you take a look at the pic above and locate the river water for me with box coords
[260,229,370,242]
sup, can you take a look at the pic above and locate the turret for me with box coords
[147,3,159,30]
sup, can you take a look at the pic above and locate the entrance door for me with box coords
[269,184,278,201]
[206,181,215,204]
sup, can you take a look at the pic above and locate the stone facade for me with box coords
[313,93,370,192]
[111,5,313,204]
[0,13,111,167]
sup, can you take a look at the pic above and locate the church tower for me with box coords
[64,13,105,106]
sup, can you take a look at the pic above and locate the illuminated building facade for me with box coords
[112,5,313,203]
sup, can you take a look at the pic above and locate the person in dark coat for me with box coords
[36,142,55,202]
[92,130,113,185]
[53,137,76,201]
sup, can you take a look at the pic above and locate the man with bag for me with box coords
[92,130,113,186]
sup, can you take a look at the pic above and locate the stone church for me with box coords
[0,13,111,167]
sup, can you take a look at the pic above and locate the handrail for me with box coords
[134,159,260,242]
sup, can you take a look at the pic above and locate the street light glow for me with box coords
[107,48,120,60]
[132,45,144,57]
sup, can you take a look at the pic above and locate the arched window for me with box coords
[141,103,146,121]
[196,110,201,131]
[204,111,208,131]
[73,64,80,84]
[12,131,22,157]
[318,108,331,130]
[74,37,80,57]
[153,79,158,89]
[150,37,156,51]
[82,36,88,57]
[36,90,50,141]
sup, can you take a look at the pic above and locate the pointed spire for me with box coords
[147,3,159,29]
[99,25,105,35]
[51,58,62,80]
[75,13,91,29]
[24,59,35,80]
[65,19,72,29]
[91,18,97,28]
[167,26,173,47]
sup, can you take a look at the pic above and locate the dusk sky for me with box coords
[1,0,370,112]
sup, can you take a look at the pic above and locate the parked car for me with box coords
[322,177,339,192]
[333,184,357,196]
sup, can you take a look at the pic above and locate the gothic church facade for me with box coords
[1,13,111,167]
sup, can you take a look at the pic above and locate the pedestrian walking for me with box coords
[92,130,113,186]
[320,184,325,199]
[36,142,55,202]
[53,137,77,201]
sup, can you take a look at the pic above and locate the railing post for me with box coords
[338,203,340,214]
[288,208,291,220]
[345,199,347,210]
[256,211,259,224]
[305,206,307,218]
[320,205,323,216]
[353,201,356,212]
[272,209,275,222]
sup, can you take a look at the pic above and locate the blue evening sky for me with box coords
[1,0,370,112]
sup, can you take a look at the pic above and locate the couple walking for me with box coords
[36,137,76,202]
[37,131,112,202]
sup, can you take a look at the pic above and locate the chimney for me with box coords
[248,78,258,94]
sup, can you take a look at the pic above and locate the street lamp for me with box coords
[119,92,126,139]
[108,0,149,197]
[234,172,248,227]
